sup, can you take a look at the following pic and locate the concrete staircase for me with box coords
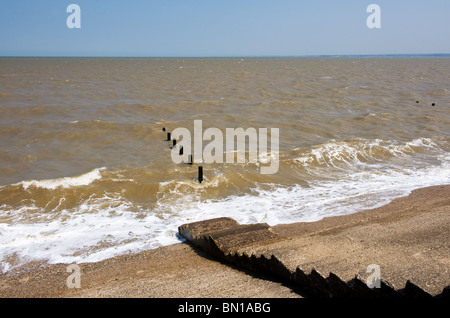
[179,217,449,298]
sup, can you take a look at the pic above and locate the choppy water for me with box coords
[1,57,449,272]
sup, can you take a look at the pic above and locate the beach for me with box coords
[1,184,448,298]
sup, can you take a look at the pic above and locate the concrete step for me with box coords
[178,217,449,298]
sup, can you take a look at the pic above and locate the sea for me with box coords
[1,57,449,272]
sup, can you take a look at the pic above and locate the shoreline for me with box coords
[0,184,449,298]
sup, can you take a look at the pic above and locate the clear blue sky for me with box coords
[1,0,449,57]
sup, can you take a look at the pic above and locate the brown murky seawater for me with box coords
[0,57,449,271]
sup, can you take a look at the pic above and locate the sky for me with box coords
[0,0,449,57]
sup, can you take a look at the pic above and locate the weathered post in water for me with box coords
[167,132,171,141]
[198,166,203,183]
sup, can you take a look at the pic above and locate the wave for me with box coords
[16,167,105,190]
[291,137,447,170]
[0,193,168,272]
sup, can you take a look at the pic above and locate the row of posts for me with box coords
[162,127,203,183]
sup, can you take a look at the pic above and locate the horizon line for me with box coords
[1,53,450,59]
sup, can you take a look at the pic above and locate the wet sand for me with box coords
[0,185,449,298]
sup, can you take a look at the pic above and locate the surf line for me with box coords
[166,120,279,175]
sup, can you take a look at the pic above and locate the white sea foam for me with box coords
[17,167,106,190]
[0,194,176,272]
[175,156,450,227]
[293,138,441,169]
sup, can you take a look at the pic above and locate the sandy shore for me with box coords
[0,185,449,298]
